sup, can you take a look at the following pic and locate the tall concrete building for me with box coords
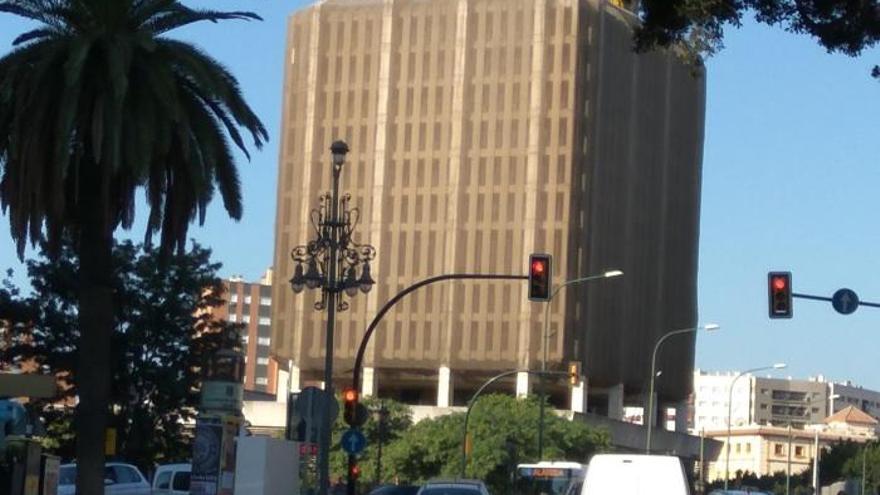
[271,0,706,418]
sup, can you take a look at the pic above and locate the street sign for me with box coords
[832,288,859,315]
[341,429,367,455]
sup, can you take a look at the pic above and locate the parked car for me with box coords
[580,454,690,495]
[58,462,151,495]
[368,485,421,495]
[152,463,191,495]
[417,479,491,495]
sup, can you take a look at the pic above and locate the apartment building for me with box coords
[693,370,880,432]
[212,270,279,395]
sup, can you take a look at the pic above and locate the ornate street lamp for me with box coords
[289,140,376,495]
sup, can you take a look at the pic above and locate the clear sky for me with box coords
[1,2,878,389]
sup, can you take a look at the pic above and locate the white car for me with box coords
[58,462,151,495]
[152,463,191,495]
[580,454,690,495]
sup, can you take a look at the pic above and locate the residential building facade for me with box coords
[213,270,279,395]
[271,0,706,421]
[693,370,880,431]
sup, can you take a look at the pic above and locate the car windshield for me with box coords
[420,488,480,495]
[59,467,75,486]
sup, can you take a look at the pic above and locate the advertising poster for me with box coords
[191,416,222,495]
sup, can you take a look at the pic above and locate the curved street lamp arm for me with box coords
[646,326,702,453]
[352,274,528,391]
[724,365,780,489]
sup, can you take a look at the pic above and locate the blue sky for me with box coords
[1,2,878,389]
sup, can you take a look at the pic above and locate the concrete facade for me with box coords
[271,0,705,407]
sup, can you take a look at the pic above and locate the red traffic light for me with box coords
[528,254,552,302]
[531,259,546,274]
[768,271,792,319]
[349,463,361,479]
[772,277,786,291]
[343,388,358,403]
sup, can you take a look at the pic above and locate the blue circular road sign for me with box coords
[341,428,367,455]
[832,288,859,315]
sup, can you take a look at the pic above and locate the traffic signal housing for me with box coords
[568,361,581,386]
[343,388,368,426]
[343,388,359,425]
[768,271,792,319]
[528,254,552,302]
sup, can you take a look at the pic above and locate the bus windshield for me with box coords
[514,464,585,495]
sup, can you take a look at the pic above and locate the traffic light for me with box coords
[348,460,361,480]
[768,271,792,319]
[343,388,359,426]
[568,361,581,386]
[528,253,552,301]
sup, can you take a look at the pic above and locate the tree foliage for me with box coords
[0,1,265,491]
[382,394,610,494]
[0,240,241,472]
[633,0,879,77]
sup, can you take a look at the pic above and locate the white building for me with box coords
[692,371,880,433]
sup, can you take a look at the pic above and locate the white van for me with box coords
[151,463,190,495]
[580,454,690,495]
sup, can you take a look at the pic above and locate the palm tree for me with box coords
[0,1,267,492]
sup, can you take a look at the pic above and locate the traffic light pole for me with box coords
[792,292,880,308]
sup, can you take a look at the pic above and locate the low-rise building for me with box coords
[703,406,877,481]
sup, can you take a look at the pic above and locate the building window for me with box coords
[259,317,271,326]
[242,315,250,324]
[260,297,271,306]
[241,335,249,344]
[760,404,768,410]
[244,295,252,304]
[257,337,270,346]
[255,377,268,385]
[736,444,741,454]
[257,357,269,365]
[229,314,237,323]
[795,446,805,458]
[746,443,752,454]
[774,444,784,456]
[230,293,238,303]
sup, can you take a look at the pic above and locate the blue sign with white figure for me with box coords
[341,428,367,455]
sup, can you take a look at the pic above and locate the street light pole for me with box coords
[537,270,623,460]
[289,141,376,495]
[725,363,787,490]
[813,427,820,494]
[645,324,720,453]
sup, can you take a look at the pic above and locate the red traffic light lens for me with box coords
[772,277,786,291]
[343,388,358,402]
[531,260,545,274]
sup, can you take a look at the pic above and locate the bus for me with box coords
[514,461,587,495]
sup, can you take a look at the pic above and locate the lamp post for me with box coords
[537,270,623,460]
[725,363,788,490]
[289,140,376,495]
[645,324,720,453]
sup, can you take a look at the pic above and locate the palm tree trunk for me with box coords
[75,172,114,495]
